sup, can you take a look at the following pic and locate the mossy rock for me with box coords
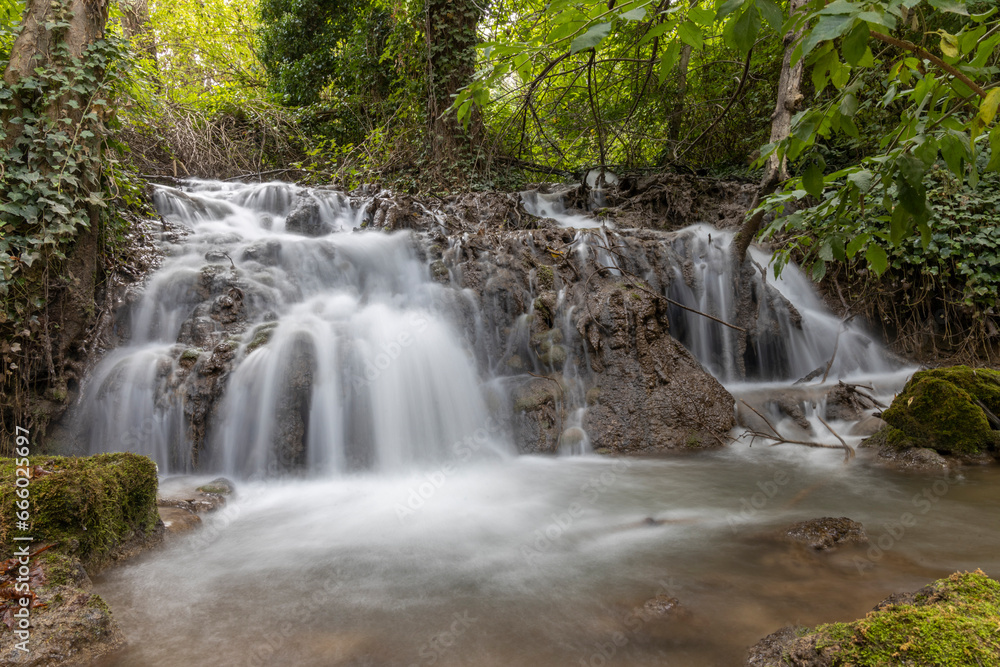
[748,570,1000,666]
[245,321,279,354]
[814,571,1000,666]
[535,264,555,291]
[0,453,160,568]
[881,366,1000,456]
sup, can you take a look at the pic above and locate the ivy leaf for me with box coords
[570,22,612,54]
[842,21,869,66]
[866,243,888,276]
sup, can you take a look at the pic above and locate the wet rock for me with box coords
[429,259,450,283]
[642,595,685,618]
[824,383,878,422]
[241,239,282,265]
[860,431,950,470]
[784,517,868,550]
[285,197,328,236]
[158,507,203,534]
[205,249,230,263]
[879,366,1000,456]
[198,477,235,495]
[558,427,587,451]
[849,414,885,436]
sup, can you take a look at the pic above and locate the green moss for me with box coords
[0,453,160,568]
[808,571,1000,666]
[882,366,1000,456]
[245,322,278,354]
[536,264,555,291]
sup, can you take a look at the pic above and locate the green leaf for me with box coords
[638,21,675,46]
[689,6,716,26]
[756,0,783,31]
[866,243,888,275]
[800,15,853,60]
[811,259,827,281]
[939,30,960,58]
[657,40,682,84]
[839,93,858,117]
[897,154,925,189]
[979,89,1000,126]
[928,0,969,15]
[940,132,968,179]
[847,168,872,191]
[986,126,1000,172]
[716,0,746,21]
[846,232,869,258]
[677,20,703,49]
[842,21,869,66]
[803,155,826,199]
[621,7,646,21]
[570,22,612,53]
[730,4,761,54]
[889,204,911,244]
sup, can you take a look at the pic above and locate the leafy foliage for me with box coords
[755,0,1000,282]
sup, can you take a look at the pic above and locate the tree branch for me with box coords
[870,30,987,99]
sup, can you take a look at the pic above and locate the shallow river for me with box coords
[94,446,1000,667]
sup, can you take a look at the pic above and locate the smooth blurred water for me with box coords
[94,447,1000,666]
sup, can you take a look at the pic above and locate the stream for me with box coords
[74,180,999,666]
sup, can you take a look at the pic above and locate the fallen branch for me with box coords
[817,414,855,461]
[740,400,853,462]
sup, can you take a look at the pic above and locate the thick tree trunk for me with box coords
[732,0,807,262]
[2,0,111,424]
[425,0,483,164]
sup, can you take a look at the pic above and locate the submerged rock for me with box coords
[783,517,868,550]
[745,570,1000,666]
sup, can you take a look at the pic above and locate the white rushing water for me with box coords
[76,181,509,475]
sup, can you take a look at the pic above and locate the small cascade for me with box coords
[74,181,509,475]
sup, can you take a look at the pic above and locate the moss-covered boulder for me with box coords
[0,453,161,569]
[879,366,1000,456]
[0,453,162,665]
[746,570,1000,666]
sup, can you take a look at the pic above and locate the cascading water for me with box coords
[74,180,509,475]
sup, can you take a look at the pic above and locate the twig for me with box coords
[817,414,855,462]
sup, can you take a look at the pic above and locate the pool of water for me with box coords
[94,446,1000,666]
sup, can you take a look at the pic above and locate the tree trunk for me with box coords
[119,0,158,64]
[2,0,112,427]
[732,0,807,262]
[424,0,483,164]
[668,0,698,143]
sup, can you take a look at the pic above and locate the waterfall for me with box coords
[73,180,903,475]
[74,181,509,475]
